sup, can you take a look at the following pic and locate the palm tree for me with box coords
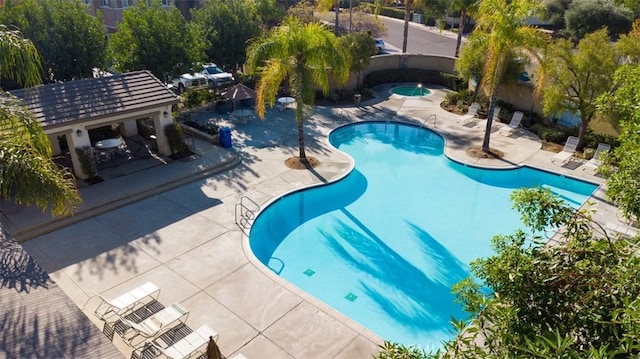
[246,17,350,165]
[452,0,478,57]
[1,25,81,216]
[316,0,341,35]
[461,0,548,152]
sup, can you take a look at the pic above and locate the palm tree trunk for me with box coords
[482,89,499,152]
[454,10,467,57]
[297,119,307,162]
[334,1,340,35]
[295,105,307,162]
[402,2,410,53]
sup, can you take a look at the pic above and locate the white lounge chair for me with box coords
[121,303,189,348]
[458,102,480,125]
[552,136,579,164]
[499,111,524,136]
[94,282,160,321]
[154,325,219,359]
[582,143,611,171]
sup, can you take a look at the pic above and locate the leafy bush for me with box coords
[435,188,640,357]
[181,89,215,109]
[76,146,97,179]
[373,6,405,20]
[565,0,634,40]
[375,341,428,359]
[529,123,569,143]
[164,122,189,154]
[183,120,219,135]
[584,128,619,149]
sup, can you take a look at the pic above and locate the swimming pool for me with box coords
[391,85,432,97]
[248,122,597,350]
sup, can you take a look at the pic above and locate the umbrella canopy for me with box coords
[206,336,223,359]
[221,83,256,101]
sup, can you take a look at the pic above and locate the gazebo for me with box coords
[10,71,179,179]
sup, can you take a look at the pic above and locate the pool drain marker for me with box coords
[303,269,315,277]
[345,292,358,302]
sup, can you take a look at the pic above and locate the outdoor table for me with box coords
[231,108,254,124]
[95,138,123,150]
[276,96,295,110]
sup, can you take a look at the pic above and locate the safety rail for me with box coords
[235,196,260,234]
[421,114,437,129]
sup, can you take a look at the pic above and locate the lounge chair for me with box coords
[582,143,611,171]
[499,111,524,136]
[94,282,160,321]
[552,136,579,164]
[154,325,219,359]
[121,303,189,348]
[458,102,480,125]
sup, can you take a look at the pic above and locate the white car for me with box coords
[375,39,385,53]
[171,72,209,94]
[201,63,235,87]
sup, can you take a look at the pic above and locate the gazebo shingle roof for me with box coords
[10,70,178,129]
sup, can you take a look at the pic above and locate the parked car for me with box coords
[170,72,209,94]
[200,63,235,88]
[375,39,385,54]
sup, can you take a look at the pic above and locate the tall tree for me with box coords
[564,0,634,41]
[246,17,349,164]
[0,0,107,82]
[0,26,81,216]
[451,0,478,57]
[536,29,620,149]
[458,0,548,152]
[108,0,205,82]
[191,0,262,72]
[338,32,378,88]
[597,64,640,220]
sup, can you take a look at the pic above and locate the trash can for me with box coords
[220,127,232,148]
[354,93,361,106]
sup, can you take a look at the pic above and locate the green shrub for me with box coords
[584,128,619,149]
[530,123,568,143]
[164,122,189,154]
[376,6,405,19]
[182,89,215,109]
[582,147,595,159]
[76,146,98,178]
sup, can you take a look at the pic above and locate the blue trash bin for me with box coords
[220,127,232,148]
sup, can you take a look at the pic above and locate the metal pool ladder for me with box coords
[235,196,260,234]
[421,114,437,129]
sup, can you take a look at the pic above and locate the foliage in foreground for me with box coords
[376,187,640,358]
[597,63,640,221]
[0,26,81,215]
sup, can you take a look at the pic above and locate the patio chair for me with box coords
[499,111,524,136]
[121,303,189,348]
[94,281,160,321]
[552,136,579,164]
[153,324,219,359]
[582,143,611,171]
[457,102,480,126]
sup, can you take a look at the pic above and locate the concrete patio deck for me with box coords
[1,83,627,358]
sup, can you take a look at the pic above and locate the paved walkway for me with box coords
[1,84,626,359]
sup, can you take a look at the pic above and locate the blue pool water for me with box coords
[249,122,597,350]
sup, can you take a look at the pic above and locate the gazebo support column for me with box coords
[153,108,174,156]
[120,119,139,137]
[68,128,91,179]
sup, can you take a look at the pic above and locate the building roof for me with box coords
[10,70,179,130]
